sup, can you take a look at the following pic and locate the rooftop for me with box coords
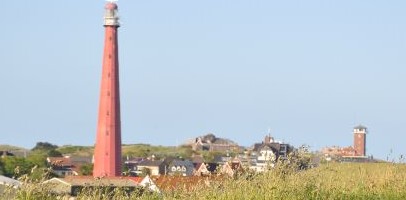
[105,2,118,10]
[354,125,367,130]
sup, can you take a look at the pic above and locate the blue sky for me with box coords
[1,1,405,160]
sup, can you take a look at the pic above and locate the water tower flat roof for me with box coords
[354,125,367,130]
[105,2,118,10]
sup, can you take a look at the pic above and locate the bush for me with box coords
[31,142,58,152]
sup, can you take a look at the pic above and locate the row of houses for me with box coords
[124,157,244,177]
[42,135,293,198]
[123,135,292,176]
[45,135,292,177]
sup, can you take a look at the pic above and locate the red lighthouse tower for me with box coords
[353,125,367,157]
[93,1,122,177]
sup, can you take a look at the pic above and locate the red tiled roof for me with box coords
[48,157,73,166]
[127,177,143,184]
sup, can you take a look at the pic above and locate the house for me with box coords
[321,146,357,158]
[0,175,20,199]
[194,163,219,176]
[136,160,166,176]
[124,157,146,175]
[0,151,15,158]
[219,161,244,177]
[47,156,92,177]
[213,155,232,165]
[167,160,194,176]
[249,135,293,172]
[252,135,292,160]
[191,133,241,152]
[235,153,257,168]
[252,144,278,172]
[130,176,160,193]
[0,175,20,188]
[43,176,159,196]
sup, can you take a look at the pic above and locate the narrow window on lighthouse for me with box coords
[108,54,112,59]
[107,111,110,116]
[107,91,110,96]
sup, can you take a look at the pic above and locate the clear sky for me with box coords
[1,0,405,160]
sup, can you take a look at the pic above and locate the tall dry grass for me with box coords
[2,162,406,199]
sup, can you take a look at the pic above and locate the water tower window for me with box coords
[106,10,114,18]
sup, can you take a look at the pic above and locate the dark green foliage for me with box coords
[32,142,58,152]
[57,145,92,155]
[122,144,195,160]
[26,153,47,168]
[46,149,63,157]
[79,163,93,176]
[1,156,35,178]
[0,159,4,175]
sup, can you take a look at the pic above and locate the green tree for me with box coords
[47,149,63,157]
[0,159,4,175]
[26,153,47,168]
[79,163,93,176]
[2,157,34,178]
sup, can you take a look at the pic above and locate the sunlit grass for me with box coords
[2,162,406,199]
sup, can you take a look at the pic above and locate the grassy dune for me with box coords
[55,144,193,159]
[0,145,27,151]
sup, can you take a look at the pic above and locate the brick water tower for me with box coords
[353,125,367,157]
[93,1,122,177]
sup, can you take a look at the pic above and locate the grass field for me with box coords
[5,162,406,200]
[156,162,406,200]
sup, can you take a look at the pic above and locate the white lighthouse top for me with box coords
[104,1,120,27]
[353,125,367,134]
